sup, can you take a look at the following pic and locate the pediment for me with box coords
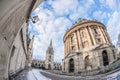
[94,43,111,50]
[65,52,76,59]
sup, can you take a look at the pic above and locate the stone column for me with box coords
[64,41,66,56]
[104,29,112,44]
[68,37,71,53]
[97,26,106,43]
[86,26,93,46]
[67,38,69,55]
[88,26,96,45]
[65,38,67,55]
[75,31,79,50]
[68,36,70,54]
[100,27,109,43]
[69,36,71,52]
[79,29,84,49]
[77,30,81,50]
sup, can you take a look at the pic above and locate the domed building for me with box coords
[62,19,117,73]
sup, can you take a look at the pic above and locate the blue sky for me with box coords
[29,0,120,62]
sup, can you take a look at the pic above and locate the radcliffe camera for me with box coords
[0,0,120,80]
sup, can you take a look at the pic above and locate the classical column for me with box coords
[67,38,69,55]
[86,26,93,46]
[75,31,79,50]
[65,38,67,55]
[104,29,112,44]
[77,29,81,50]
[69,36,71,52]
[100,27,109,43]
[64,41,66,56]
[97,26,106,43]
[79,29,84,49]
[68,36,70,53]
[88,26,96,45]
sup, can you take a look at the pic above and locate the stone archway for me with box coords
[102,50,109,66]
[69,58,74,73]
[85,55,92,70]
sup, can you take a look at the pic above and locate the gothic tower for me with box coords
[45,40,54,70]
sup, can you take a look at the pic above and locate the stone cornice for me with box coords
[63,20,106,42]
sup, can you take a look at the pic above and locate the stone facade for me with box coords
[32,41,62,70]
[0,0,43,80]
[32,59,62,70]
[62,19,117,73]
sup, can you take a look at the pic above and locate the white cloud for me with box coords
[107,11,120,45]
[31,0,120,62]
[51,0,79,16]
[93,10,110,22]
[106,0,116,9]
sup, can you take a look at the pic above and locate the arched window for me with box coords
[84,41,89,47]
[85,55,92,70]
[69,58,74,72]
[102,50,109,66]
[93,28,98,34]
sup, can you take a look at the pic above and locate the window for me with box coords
[102,50,109,66]
[72,46,75,51]
[71,36,74,43]
[97,38,101,44]
[82,32,84,37]
[93,29,98,34]
[84,41,89,47]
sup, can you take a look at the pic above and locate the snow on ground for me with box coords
[105,70,120,80]
[27,69,51,80]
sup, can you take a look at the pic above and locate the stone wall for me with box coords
[0,0,43,80]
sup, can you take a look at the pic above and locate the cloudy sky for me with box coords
[29,0,120,62]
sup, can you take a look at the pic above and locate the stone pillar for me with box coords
[86,26,93,46]
[79,29,84,49]
[77,30,81,50]
[67,37,69,55]
[75,31,79,50]
[100,27,109,43]
[104,29,112,44]
[74,32,78,50]
[69,36,71,52]
[68,36,71,53]
[65,38,68,55]
[64,41,66,56]
[97,26,106,43]
[88,26,96,45]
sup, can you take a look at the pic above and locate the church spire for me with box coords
[50,39,52,47]
[46,40,54,54]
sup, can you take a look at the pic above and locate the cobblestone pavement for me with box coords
[40,71,102,80]
[12,68,120,80]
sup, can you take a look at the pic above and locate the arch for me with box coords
[85,55,92,70]
[69,58,74,73]
[102,50,109,66]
